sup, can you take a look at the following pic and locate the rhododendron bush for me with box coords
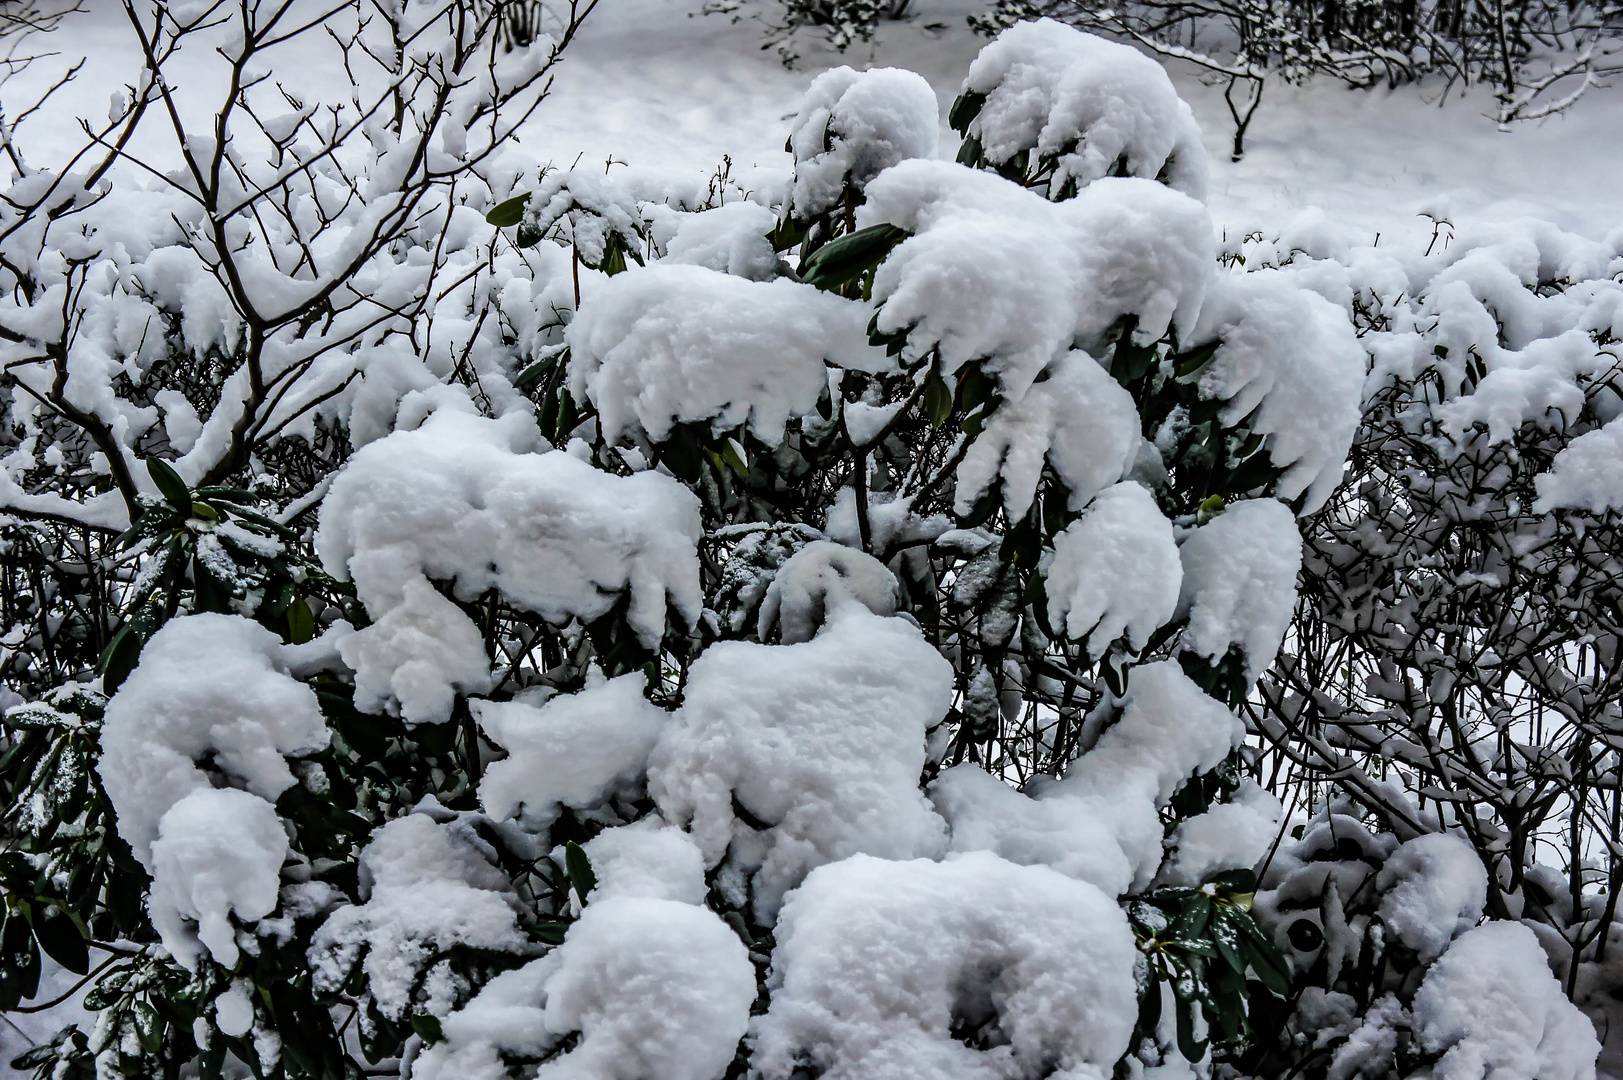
[1,5,1619,1080]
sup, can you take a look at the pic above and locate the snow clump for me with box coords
[1044,480,1182,655]
[1175,499,1304,677]
[1374,832,1488,962]
[785,66,940,221]
[752,851,1139,1080]
[756,540,900,645]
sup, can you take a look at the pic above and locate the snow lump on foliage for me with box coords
[786,66,940,221]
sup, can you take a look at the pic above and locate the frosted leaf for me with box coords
[522,168,646,269]
[148,788,288,970]
[1533,415,1623,514]
[757,540,900,645]
[961,19,1208,201]
[317,406,702,722]
[1375,833,1487,962]
[1413,922,1599,1080]
[787,66,939,221]
[1044,481,1181,654]
[98,613,328,865]
[475,673,669,827]
[566,263,888,446]
[752,852,1138,1080]
[649,606,952,921]
[662,201,780,281]
[1185,271,1366,513]
[309,814,526,1021]
[1175,499,1303,677]
[954,350,1142,520]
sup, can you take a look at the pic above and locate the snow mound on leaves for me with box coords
[1375,832,1487,963]
[649,605,953,921]
[97,613,329,968]
[860,161,1213,400]
[961,19,1208,201]
[934,661,1242,895]
[1176,499,1303,677]
[786,66,939,221]
[310,814,526,1021]
[317,406,701,723]
[566,263,887,445]
[954,350,1142,520]
[1534,415,1623,514]
[752,852,1138,1080]
[1186,271,1366,514]
[412,832,753,1080]
[474,673,668,828]
[757,540,899,645]
[662,201,780,281]
[1044,480,1181,655]
[1414,921,1599,1080]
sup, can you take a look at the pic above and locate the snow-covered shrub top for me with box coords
[316,406,703,721]
[1174,498,1303,677]
[786,66,941,221]
[958,18,1209,201]
[1044,480,1181,655]
[565,263,887,445]
[752,851,1139,1080]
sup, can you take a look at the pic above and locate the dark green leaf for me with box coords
[947,90,986,132]
[98,625,146,696]
[485,193,531,228]
[146,457,190,510]
[564,841,596,904]
[1173,987,1207,1063]
[925,372,952,430]
[286,596,315,645]
[409,1014,444,1044]
[33,911,88,975]
[797,224,909,292]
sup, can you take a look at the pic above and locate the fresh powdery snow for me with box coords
[785,66,941,221]
[1174,499,1304,676]
[317,404,702,722]
[755,541,902,644]
[1374,832,1489,963]
[649,604,954,920]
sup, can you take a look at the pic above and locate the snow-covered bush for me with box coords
[0,10,1613,1080]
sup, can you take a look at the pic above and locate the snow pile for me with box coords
[954,350,1142,519]
[1185,271,1366,513]
[786,66,939,221]
[412,824,753,1080]
[97,613,330,967]
[1374,832,1487,962]
[1534,416,1623,514]
[752,851,1139,1080]
[1158,781,1284,887]
[649,605,954,920]
[1175,499,1303,676]
[520,168,646,268]
[860,161,1214,399]
[310,813,527,1021]
[474,673,669,828]
[565,263,887,446]
[756,540,900,644]
[1044,481,1182,655]
[1412,921,1599,1080]
[662,201,781,281]
[959,19,1208,200]
[934,661,1243,895]
[317,406,702,722]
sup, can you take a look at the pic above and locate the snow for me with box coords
[786,66,940,221]
[1185,270,1366,512]
[475,674,670,828]
[565,263,888,446]
[960,19,1208,201]
[1157,781,1283,887]
[756,540,900,644]
[752,851,1139,1080]
[1175,498,1303,676]
[579,819,709,904]
[934,661,1242,895]
[1044,481,1182,655]
[860,161,1213,399]
[1412,921,1600,1080]
[1534,416,1623,514]
[661,200,781,280]
[1374,832,1488,962]
[648,605,954,920]
[521,168,647,268]
[310,813,528,1021]
[954,350,1142,520]
[317,405,703,722]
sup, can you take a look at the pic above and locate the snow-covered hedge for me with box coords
[0,9,1618,1080]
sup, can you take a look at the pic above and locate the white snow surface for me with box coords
[753,851,1139,1080]
[1044,481,1182,655]
[961,19,1208,201]
[954,350,1142,520]
[579,819,709,905]
[787,66,940,220]
[1534,416,1623,515]
[565,263,888,445]
[1186,270,1366,513]
[1413,921,1600,1080]
[317,405,702,722]
[662,200,781,281]
[1158,780,1284,887]
[475,673,669,828]
[649,605,954,920]
[1175,499,1303,676]
[756,540,901,644]
[1375,832,1488,963]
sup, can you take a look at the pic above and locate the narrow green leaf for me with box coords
[947,90,986,132]
[146,457,190,509]
[485,192,531,228]
[925,372,952,430]
[564,841,597,904]
[286,596,315,645]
